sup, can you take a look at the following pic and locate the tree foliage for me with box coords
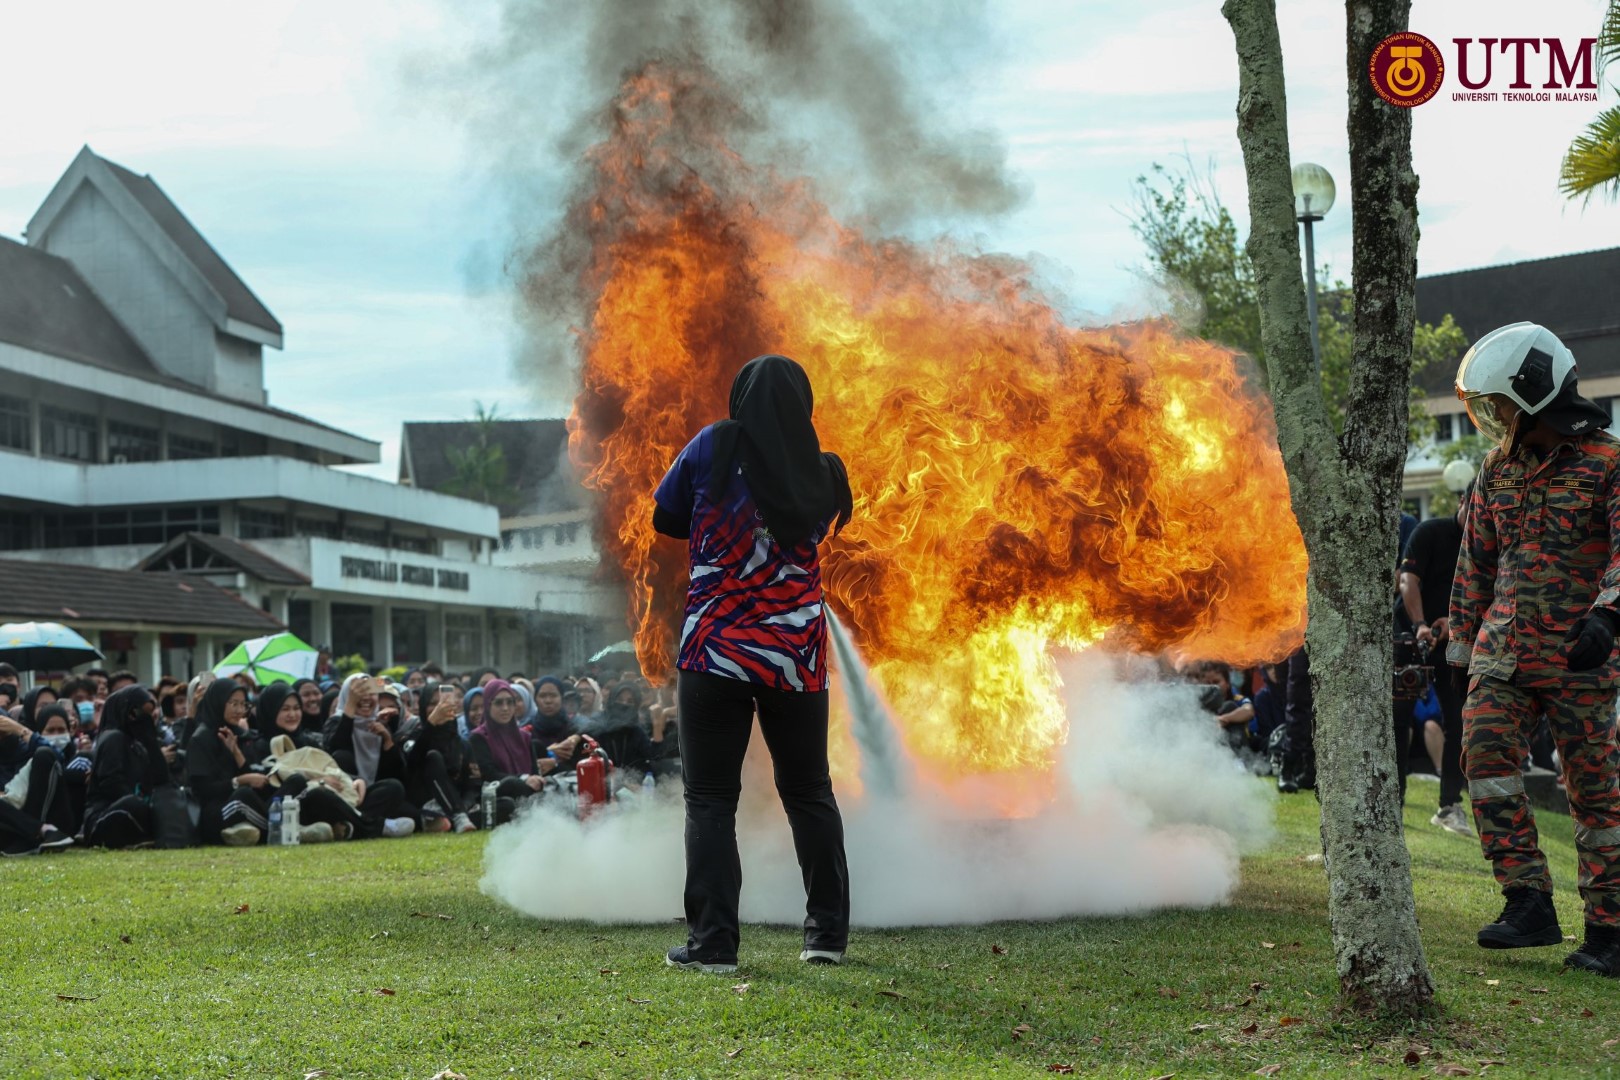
[444,402,521,511]
[1131,163,1466,445]
[1559,0,1620,203]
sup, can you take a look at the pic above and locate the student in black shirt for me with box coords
[1397,488,1470,835]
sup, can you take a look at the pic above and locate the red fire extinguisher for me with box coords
[574,735,612,818]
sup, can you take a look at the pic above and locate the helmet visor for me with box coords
[1464,394,1513,444]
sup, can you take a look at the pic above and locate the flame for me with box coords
[560,64,1306,780]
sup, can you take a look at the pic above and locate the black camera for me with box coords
[1393,632,1431,701]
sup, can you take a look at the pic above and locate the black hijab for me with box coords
[255,683,297,733]
[709,355,853,550]
[291,679,321,718]
[21,687,59,732]
[95,685,166,789]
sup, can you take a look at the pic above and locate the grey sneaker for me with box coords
[298,822,335,844]
[800,948,845,965]
[665,945,738,974]
[382,817,416,839]
[221,823,261,847]
[1431,804,1473,836]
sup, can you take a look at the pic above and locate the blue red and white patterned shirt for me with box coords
[654,424,830,692]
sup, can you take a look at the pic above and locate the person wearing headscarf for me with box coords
[652,354,853,973]
[289,678,327,748]
[468,679,580,827]
[19,686,59,734]
[575,678,605,724]
[323,674,415,838]
[82,686,169,848]
[185,679,277,846]
[527,676,573,745]
[256,683,321,752]
[456,686,485,742]
[0,703,75,853]
[581,682,656,780]
[405,681,476,833]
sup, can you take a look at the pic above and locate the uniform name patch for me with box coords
[1486,478,1523,492]
[1551,476,1598,492]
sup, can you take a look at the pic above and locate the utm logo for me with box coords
[1369,32,1445,107]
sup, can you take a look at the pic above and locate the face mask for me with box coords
[43,734,70,752]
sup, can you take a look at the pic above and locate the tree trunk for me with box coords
[1221,0,1435,1014]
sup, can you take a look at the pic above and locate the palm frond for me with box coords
[1560,103,1620,203]
[1601,0,1620,78]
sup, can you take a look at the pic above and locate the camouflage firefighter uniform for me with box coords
[1449,431,1620,925]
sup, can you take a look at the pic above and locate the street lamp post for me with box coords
[1291,162,1336,375]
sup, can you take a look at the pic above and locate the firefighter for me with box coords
[1448,322,1620,975]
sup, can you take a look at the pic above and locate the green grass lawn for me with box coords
[3,780,1618,1079]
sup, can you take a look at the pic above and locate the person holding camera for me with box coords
[1449,323,1620,976]
[1396,484,1471,835]
[326,674,416,839]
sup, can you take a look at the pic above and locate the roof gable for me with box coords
[138,533,310,587]
[0,557,285,634]
[0,236,163,377]
[25,146,282,347]
[400,419,580,515]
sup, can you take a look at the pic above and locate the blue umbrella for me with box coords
[0,621,103,671]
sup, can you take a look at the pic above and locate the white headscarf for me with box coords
[336,673,383,783]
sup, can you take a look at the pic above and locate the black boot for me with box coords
[1478,886,1563,949]
[1566,923,1620,976]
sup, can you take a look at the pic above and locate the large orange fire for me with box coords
[560,64,1306,782]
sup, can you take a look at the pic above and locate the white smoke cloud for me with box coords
[481,649,1274,926]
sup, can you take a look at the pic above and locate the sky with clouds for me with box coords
[1,0,1614,479]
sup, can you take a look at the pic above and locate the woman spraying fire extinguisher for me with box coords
[653,354,855,975]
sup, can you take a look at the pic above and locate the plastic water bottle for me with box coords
[268,797,283,846]
[481,782,499,829]
[643,771,657,791]
[282,793,301,845]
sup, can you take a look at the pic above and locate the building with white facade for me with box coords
[0,147,621,679]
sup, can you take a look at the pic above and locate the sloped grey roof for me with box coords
[400,419,581,515]
[100,157,282,336]
[138,533,311,587]
[1416,247,1620,394]
[0,558,285,633]
[0,235,164,377]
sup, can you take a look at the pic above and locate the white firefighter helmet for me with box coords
[1454,322,1589,443]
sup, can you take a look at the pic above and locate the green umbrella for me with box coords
[214,632,318,686]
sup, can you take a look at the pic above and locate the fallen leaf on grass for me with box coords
[599,969,619,976]
[1011,1023,1032,1040]
[725,1047,743,1060]
[1484,979,1500,986]
[936,963,952,970]
[1189,1023,1213,1032]
[577,1041,592,1049]
[1147,1074,1174,1080]
[992,944,1008,956]
[1529,1017,1543,1025]
[627,996,651,1004]
[878,990,906,1000]
[1255,1066,1283,1077]
[1157,986,1180,999]
[1301,989,1315,998]
[1250,982,1268,992]
[1507,999,1521,1006]
[118,935,131,945]
[1434,1067,1473,1077]
[1404,1050,1422,1066]
[1261,942,1277,950]
[1583,1008,1596,1019]
[1238,996,1256,1007]
[428,1072,467,1080]
[232,904,250,915]
[731,983,750,994]
[1277,1016,1302,1027]
[1605,1039,1620,1049]
[303,1071,328,1080]
[1241,1023,1259,1035]
[411,912,454,921]
[1477,1061,1506,1069]
[1089,1036,1102,1046]
[369,931,390,941]
[54,994,98,1002]
[1046,1067,1075,1076]
[1528,987,1548,994]
[372,988,396,997]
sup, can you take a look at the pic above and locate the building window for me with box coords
[344,524,388,548]
[39,504,220,548]
[0,394,29,452]
[287,599,313,644]
[168,432,216,460]
[446,613,483,668]
[237,507,289,540]
[0,512,34,550]
[108,420,162,463]
[40,405,99,462]
[1433,414,1453,443]
[392,533,436,555]
[296,516,341,540]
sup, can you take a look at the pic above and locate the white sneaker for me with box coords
[452,813,477,834]
[298,822,335,844]
[800,948,845,965]
[221,823,261,847]
[382,817,416,839]
[1431,805,1473,836]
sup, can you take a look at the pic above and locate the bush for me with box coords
[334,653,369,677]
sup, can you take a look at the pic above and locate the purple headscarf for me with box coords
[472,679,532,777]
